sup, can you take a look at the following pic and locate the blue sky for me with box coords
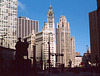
[17,0,97,55]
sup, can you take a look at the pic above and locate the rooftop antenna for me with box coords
[50,0,51,5]
[50,0,52,7]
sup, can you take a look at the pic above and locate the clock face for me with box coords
[49,18,52,22]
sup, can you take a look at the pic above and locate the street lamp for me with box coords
[51,53,64,67]
[48,32,52,72]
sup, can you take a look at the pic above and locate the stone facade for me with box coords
[35,22,56,69]
[75,56,82,67]
[47,5,56,67]
[35,5,56,68]
[56,16,71,67]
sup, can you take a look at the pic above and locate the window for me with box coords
[62,22,64,27]
[49,12,52,16]
[49,14,52,16]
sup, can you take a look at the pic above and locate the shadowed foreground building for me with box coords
[0,46,15,69]
[82,50,91,66]
[89,0,100,64]
[97,0,100,65]
[89,10,98,64]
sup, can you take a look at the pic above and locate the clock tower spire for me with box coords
[47,5,55,32]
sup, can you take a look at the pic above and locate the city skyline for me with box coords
[17,0,97,55]
[0,0,100,75]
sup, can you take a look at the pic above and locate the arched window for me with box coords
[62,22,64,27]
[49,14,52,16]
[49,12,52,16]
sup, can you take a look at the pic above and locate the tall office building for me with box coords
[89,0,100,64]
[0,0,17,49]
[89,11,99,63]
[56,16,71,67]
[97,0,100,64]
[97,0,100,10]
[17,16,39,39]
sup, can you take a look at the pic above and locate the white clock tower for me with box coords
[47,5,56,67]
[47,5,55,32]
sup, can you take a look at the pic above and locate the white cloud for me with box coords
[18,1,25,10]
